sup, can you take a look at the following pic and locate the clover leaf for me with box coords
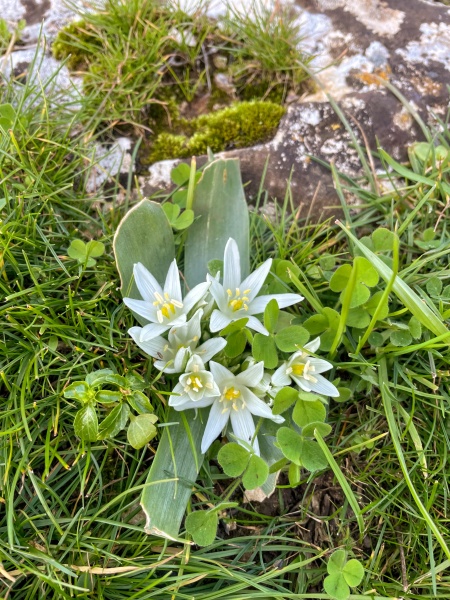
[68,238,105,268]
[324,550,365,600]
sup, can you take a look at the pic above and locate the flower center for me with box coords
[221,385,245,412]
[153,292,183,323]
[289,360,317,383]
[292,364,305,376]
[227,287,251,312]
[185,375,203,393]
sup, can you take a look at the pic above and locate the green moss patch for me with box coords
[148,101,285,162]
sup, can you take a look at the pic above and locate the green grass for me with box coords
[51,0,311,164]
[1,9,450,599]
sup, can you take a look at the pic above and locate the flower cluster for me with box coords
[125,238,338,455]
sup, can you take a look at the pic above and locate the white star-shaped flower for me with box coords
[272,337,339,397]
[129,309,226,373]
[208,238,303,335]
[124,260,210,341]
[200,361,284,455]
[169,355,221,409]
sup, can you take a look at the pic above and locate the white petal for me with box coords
[309,357,333,374]
[304,337,321,353]
[129,329,166,358]
[201,401,230,453]
[291,375,313,392]
[133,262,163,301]
[140,322,170,341]
[310,374,340,397]
[185,354,206,372]
[271,364,291,387]
[240,259,272,302]
[249,293,303,315]
[235,361,264,388]
[164,260,182,302]
[153,360,177,374]
[181,309,203,342]
[223,238,241,292]
[245,315,269,335]
[242,388,278,420]
[168,382,184,405]
[123,297,157,322]
[210,309,232,332]
[183,282,210,313]
[207,276,229,311]
[230,409,259,456]
[209,361,233,387]
[196,337,227,363]
[173,396,217,410]
[173,347,190,372]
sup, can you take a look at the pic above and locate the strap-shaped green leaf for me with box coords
[113,199,175,310]
[141,409,205,541]
[184,158,249,287]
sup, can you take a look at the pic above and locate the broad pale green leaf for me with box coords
[207,259,223,277]
[0,103,16,131]
[252,333,278,369]
[98,403,130,439]
[328,549,347,574]
[185,510,218,547]
[372,228,396,252]
[264,299,279,334]
[170,162,191,185]
[345,307,370,329]
[329,264,352,293]
[127,391,154,414]
[408,316,422,340]
[426,276,443,296]
[301,421,332,438]
[390,330,412,347]
[217,442,249,477]
[63,381,90,402]
[274,325,310,352]
[276,427,302,464]
[242,454,269,490]
[113,199,175,318]
[173,209,194,230]
[365,290,389,319]
[85,240,105,258]
[304,308,340,352]
[141,408,205,540]
[292,398,326,428]
[323,574,349,600]
[224,330,247,358]
[301,439,328,471]
[127,414,158,449]
[67,239,86,261]
[272,387,298,415]
[220,317,248,335]
[86,369,114,387]
[0,198,6,210]
[343,559,364,587]
[184,158,249,287]
[74,404,98,442]
[162,202,180,223]
[96,390,122,404]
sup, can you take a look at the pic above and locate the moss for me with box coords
[149,101,285,162]
[52,20,101,70]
